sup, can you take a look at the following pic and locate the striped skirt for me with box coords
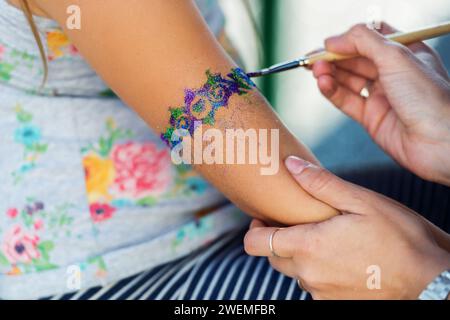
[44,165,450,300]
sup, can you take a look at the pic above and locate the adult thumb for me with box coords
[285,156,370,214]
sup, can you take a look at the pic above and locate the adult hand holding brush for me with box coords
[245,22,450,300]
[312,22,450,185]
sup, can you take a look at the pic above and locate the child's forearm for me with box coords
[38,0,339,225]
[186,87,339,225]
[157,66,338,224]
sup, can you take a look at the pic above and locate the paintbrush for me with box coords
[247,21,450,78]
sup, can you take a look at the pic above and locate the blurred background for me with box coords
[219,0,450,173]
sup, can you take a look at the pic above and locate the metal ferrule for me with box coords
[247,56,309,78]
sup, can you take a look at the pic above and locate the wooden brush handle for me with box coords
[306,21,450,65]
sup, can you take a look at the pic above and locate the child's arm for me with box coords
[31,0,338,224]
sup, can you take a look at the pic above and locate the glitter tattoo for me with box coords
[161,68,256,148]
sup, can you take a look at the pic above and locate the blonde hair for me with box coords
[18,0,48,87]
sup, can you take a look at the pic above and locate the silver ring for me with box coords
[360,80,373,98]
[269,228,283,258]
[297,278,305,291]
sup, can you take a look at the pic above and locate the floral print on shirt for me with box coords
[0,1,246,296]
[0,41,36,82]
[0,198,110,277]
[0,44,16,82]
[12,105,48,184]
[0,199,70,274]
[46,29,79,61]
[81,118,212,223]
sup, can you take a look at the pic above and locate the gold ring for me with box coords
[269,228,283,258]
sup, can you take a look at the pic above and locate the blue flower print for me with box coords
[14,125,41,147]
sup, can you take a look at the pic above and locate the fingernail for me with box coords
[324,35,342,51]
[249,219,259,229]
[326,35,340,42]
[285,156,312,175]
[324,36,337,47]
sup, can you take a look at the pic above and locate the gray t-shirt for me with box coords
[0,0,248,299]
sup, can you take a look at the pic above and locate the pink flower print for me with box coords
[90,203,116,222]
[2,225,40,264]
[0,45,4,59]
[6,208,18,218]
[34,219,44,231]
[110,142,172,199]
[69,44,79,55]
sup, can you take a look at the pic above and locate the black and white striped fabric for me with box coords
[43,166,450,300]
[44,230,308,300]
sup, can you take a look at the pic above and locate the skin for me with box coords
[245,24,450,299]
[312,23,450,252]
[15,1,450,299]
[314,23,450,186]
[245,157,450,300]
[10,0,338,224]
